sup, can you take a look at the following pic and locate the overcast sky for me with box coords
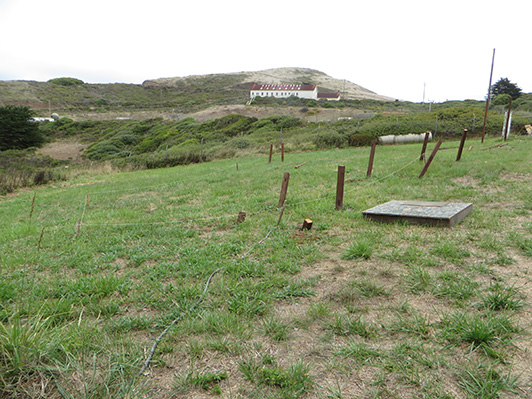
[0,0,530,103]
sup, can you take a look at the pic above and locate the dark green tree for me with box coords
[0,105,45,151]
[491,78,522,100]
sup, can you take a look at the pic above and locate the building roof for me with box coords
[317,91,340,99]
[250,83,316,91]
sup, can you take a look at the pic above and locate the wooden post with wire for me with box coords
[278,172,290,208]
[367,140,377,177]
[269,144,273,163]
[420,132,430,161]
[281,143,285,162]
[419,141,442,178]
[277,201,287,226]
[456,129,468,161]
[336,165,346,210]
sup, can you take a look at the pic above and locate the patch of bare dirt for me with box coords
[38,141,86,160]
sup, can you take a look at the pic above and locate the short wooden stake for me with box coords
[419,141,442,178]
[236,211,246,224]
[281,142,285,162]
[37,227,45,250]
[278,172,290,208]
[456,129,468,161]
[29,192,36,219]
[269,144,273,163]
[420,132,430,161]
[236,162,239,171]
[366,139,377,177]
[76,218,82,235]
[301,219,313,231]
[86,190,90,208]
[336,165,346,210]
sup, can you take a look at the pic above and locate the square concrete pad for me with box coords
[363,200,473,227]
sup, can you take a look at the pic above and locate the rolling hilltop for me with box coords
[143,67,394,101]
[0,68,392,119]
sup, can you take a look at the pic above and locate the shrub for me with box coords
[349,132,376,147]
[314,130,348,148]
[492,94,511,106]
[47,77,84,86]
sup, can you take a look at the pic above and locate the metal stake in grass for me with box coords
[29,192,36,220]
[37,227,45,250]
[420,132,430,161]
[419,141,442,178]
[336,165,346,210]
[367,140,377,177]
[456,129,468,161]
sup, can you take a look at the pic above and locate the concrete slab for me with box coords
[363,200,473,227]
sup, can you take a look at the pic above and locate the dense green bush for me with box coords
[314,129,349,148]
[47,77,84,86]
[349,132,376,147]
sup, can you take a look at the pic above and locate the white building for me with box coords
[250,83,318,100]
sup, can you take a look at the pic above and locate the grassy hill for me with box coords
[0,68,391,119]
[1,137,531,397]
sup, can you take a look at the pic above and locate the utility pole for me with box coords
[481,48,496,143]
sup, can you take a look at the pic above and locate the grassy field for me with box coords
[1,136,531,398]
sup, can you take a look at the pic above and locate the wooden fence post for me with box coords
[86,191,90,208]
[269,144,273,163]
[336,165,346,210]
[420,132,430,161]
[278,172,290,208]
[367,140,377,177]
[419,141,442,178]
[456,129,468,161]
[281,142,285,162]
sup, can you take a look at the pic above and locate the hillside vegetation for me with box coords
[37,104,524,170]
[1,137,531,398]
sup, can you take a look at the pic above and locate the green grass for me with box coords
[1,137,531,397]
